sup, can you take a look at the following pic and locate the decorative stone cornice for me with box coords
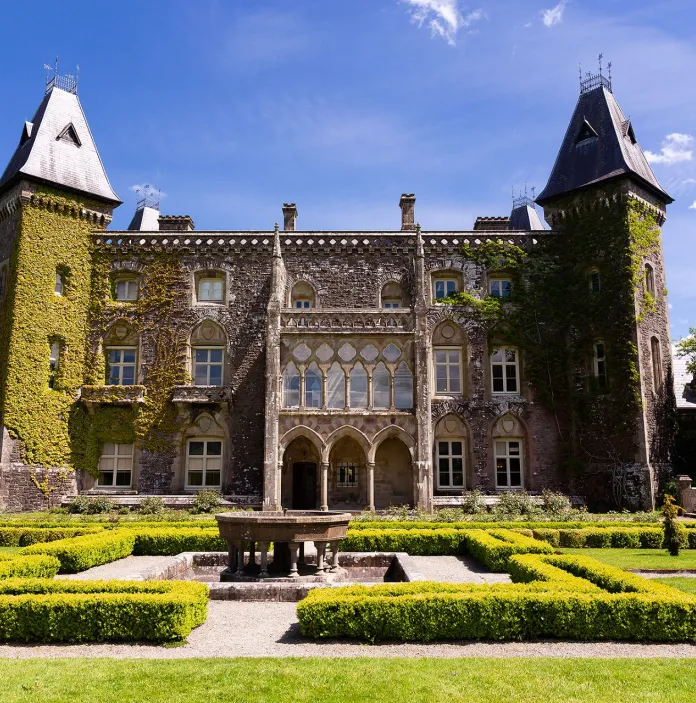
[281,309,414,334]
[80,385,146,413]
[172,385,232,406]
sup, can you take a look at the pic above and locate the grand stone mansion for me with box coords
[0,69,676,512]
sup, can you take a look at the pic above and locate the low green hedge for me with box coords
[132,529,226,556]
[0,554,61,580]
[21,531,135,573]
[461,530,554,571]
[531,527,666,549]
[0,526,105,547]
[341,528,468,556]
[348,520,667,531]
[297,554,696,642]
[0,579,208,642]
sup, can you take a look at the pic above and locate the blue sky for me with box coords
[0,0,694,337]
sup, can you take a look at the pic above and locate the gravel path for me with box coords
[411,556,511,583]
[57,556,177,581]
[1,601,695,659]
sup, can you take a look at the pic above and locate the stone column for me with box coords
[329,540,340,572]
[320,462,329,511]
[236,540,245,571]
[367,462,376,511]
[262,227,286,511]
[314,541,328,571]
[258,541,270,577]
[288,542,301,577]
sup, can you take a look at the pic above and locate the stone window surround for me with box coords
[435,437,466,490]
[193,269,228,306]
[644,262,656,298]
[490,346,520,395]
[651,335,663,393]
[494,437,524,490]
[105,345,138,386]
[97,442,135,488]
[592,340,607,389]
[185,437,224,489]
[111,274,139,302]
[432,346,463,396]
[289,280,317,309]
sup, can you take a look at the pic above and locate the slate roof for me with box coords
[128,206,160,231]
[537,86,672,205]
[672,346,696,411]
[508,204,546,231]
[0,86,120,204]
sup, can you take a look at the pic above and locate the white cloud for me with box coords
[402,1,485,46]
[682,178,696,187]
[524,22,533,28]
[129,184,167,200]
[689,201,696,210]
[645,133,694,165]
[542,0,569,27]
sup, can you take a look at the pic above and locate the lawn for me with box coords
[0,547,19,555]
[558,548,696,570]
[0,659,695,703]
[655,577,696,595]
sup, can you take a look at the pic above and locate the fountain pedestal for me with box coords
[216,510,351,582]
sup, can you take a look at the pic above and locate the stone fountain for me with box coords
[216,510,352,581]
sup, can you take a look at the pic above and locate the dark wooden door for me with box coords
[292,462,317,509]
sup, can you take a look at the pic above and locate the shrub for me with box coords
[132,529,226,556]
[461,490,487,515]
[462,529,554,571]
[0,579,208,642]
[0,554,61,579]
[67,496,116,515]
[341,528,468,556]
[190,490,223,515]
[21,531,135,573]
[493,491,540,518]
[531,528,560,547]
[663,495,688,556]
[541,490,572,516]
[139,497,165,515]
[297,554,696,642]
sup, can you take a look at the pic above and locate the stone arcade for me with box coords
[0,68,676,512]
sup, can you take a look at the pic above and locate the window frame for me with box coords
[97,442,134,488]
[589,269,601,293]
[592,340,608,391]
[49,341,61,389]
[282,363,301,408]
[337,463,359,488]
[54,270,64,296]
[382,299,402,309]
[489,278,512,298]
[433,346,463,395]
[436,438,466,490]
[196,274,226,304]
[651,336,663,393]
[494,438,524,490]
[432,278,459,301]
[645,263,655,298]
[192,346,225,386]
[185,438,223,489]
[106,346,138,386]
[491,346,519,395]
[304,364,323,408]
[113,277,139,302]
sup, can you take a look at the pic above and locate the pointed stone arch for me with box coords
[279,425,325,460]
[369,425,416,463]
[324,425,371,464]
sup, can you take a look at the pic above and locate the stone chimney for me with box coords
[158,215,195,232]
[399,194,416,231]
[282,203,298,231]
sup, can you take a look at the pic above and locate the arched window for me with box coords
[645,264,655,297]
[190,320,226,387]
[349,363,368,408]
[282,362,300,408]
[305,363,323,408]
[381,281,403,308]
[326,362,346,409]
[291,281,315,309]
[372,362,390,408]
[651,336,663,392]
[394,362,414,409]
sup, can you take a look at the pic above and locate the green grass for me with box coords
[558,548,696,570]
[0,659,695,703]
[0,547,20,555]
[655,577,696,595]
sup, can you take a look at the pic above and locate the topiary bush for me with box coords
[663,495,688,556]
[190,490,223,515]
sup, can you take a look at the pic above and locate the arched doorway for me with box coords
[374,438,413,509]
[281,436,320,509]
[329,436,367,509]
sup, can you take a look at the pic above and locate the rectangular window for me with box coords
[98,443,133,488]
[186,439,222,488]
[337,463,358,488]
[495,440,523,489]
[433,279,457,300]
[589,270,601,292]
[437,440,465,488]
[54,271,64,296]
[491,347,518,394]
[198,278,224,302]
[194,347,224,386]
[294,299,312,309]
[490,279,511,298]
[107,347,137,386]
[49,342,61,389]
[434,348,462,394]
[593,341,607,390]
[383,299,401,309]
[651,337,663,392]
[115,279,138,301]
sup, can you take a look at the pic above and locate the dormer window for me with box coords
[56,123,81,147]
[575,119,598,146]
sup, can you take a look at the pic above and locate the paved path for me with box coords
[1,601,695,659]
[57,556,177,581]
[410,556,511,583]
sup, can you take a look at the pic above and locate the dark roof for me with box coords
[537,86,672,205]
[0,86,120,204]
[508,204,545,231]
[474,216,510,231]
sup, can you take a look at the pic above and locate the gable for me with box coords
[56,122,82,147]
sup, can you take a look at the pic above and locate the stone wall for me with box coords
[0,464,77,512]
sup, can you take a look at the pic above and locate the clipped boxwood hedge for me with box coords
[0,554,61,580]
[0,526,105,547]
[531,527,666,549]
[132,529,225,556]
[0,579,208,642]
[297,554,696,642]
[21,531,135,573]
[347,520,666,531]
[461,530,554,571]
[341,528,469,556]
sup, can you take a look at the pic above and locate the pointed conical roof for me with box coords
[508,203,545,231]
[537,86,672,205]
[0,86,120,204]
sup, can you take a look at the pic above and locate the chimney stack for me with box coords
[282,203,298,231]
[158,215,195,232]
[399,194,416,231]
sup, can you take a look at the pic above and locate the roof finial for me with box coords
[43,56,79,95]
[580,55,612,94]
[578,63,582,87]
[598,52,603,76]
